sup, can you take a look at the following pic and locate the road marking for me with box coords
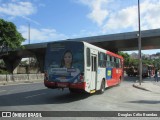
[25,93,46,99]
[0,90,6,93]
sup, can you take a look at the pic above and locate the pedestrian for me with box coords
[155,68,158,82]
[149,70,151,78]
[158,70,160,80]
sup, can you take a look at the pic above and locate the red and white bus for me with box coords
[142,64,155,77]
[44,41,124,93]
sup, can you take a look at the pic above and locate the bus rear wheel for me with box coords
[99,80,105,94]
[118,77,122,85]
[69,88,77,93]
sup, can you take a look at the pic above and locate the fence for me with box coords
[0,73,44,85]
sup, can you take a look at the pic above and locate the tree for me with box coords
[118,52,130,67]
[129,58,138,67]
[0,19,25,53]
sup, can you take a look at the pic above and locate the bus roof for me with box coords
[48,41,123,59]
[82,41,123,59]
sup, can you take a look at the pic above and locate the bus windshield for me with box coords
[44,41,84,83]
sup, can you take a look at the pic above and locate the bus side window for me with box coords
[116,58,120,68]
[114,57,117,67]
[86,48,90,67]
[106,55,108,67]
[109,55,112,67]
[102,53,106,68]
[111,56,115,68]
[106,55,112,67]
[98,52,101,67]
[118,58,122,68]
[99,52,106,68]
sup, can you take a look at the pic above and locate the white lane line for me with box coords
[25,93,46,99]
[0,90,6,93]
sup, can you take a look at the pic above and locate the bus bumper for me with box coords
[44,80,86,90]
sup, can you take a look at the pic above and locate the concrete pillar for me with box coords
[3,56,21,73]
[35,54,45,73]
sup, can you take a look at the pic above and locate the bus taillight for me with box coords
[79,73,84,82]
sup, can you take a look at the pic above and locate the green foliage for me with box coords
[153,58,160,69]
[0,69,9,74]
[129,58,138,67]
[0,60,5,67]
[118,52,130,67]
[118,52,160,69]
[0,19,25,50]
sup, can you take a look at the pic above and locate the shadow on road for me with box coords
[128,100,160,104]
[0,88,90,107]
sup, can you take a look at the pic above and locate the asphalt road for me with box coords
[0,76,160,112]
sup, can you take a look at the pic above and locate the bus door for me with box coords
[91,54,97,90]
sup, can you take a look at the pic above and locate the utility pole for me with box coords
[138,0,142,85]
[28,23,31,73]
[28,23,30,44]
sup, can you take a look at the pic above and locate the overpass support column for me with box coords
[3,57,21,73]
[35,54,45,73]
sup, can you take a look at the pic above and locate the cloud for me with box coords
[140,0,160,30]
[0,1,36,17]
[0,1,40,25]
[79,0,160,34]
[79,0,111,26]
[102,5,138,33]
[18,26,68,44]
[102,0,160,33]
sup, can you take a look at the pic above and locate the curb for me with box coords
[132,84,151,92]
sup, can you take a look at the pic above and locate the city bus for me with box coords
[142,64,155,77]
[44,41,124,94]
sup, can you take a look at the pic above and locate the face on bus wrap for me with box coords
[61,50,73,69]
[45,42,84,83]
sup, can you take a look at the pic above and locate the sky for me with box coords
[0,0,160,55]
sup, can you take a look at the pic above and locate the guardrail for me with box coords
[0,74,44,85]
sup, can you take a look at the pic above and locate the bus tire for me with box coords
[99,80,105,94]
[118,77,122,85]
[69,88,76,93]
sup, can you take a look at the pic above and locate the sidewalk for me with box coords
[0,80,43,86]
[133,80,160,94]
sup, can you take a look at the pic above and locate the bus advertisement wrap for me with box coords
[45,42,84,83]
[44,41,123,93]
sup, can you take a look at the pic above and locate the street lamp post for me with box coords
[138,0,142,85]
